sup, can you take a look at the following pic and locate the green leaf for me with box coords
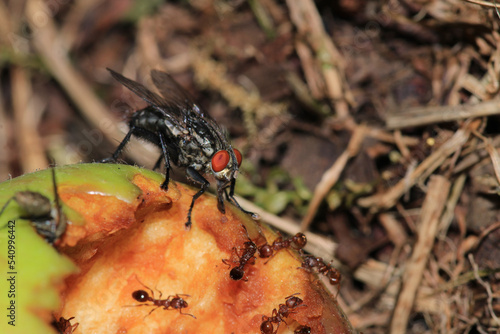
[264,191,291,214]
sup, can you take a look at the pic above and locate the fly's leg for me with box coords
[216,182,226,215]
[185,167,210,230]
[226,179,259,219]
[102,125,137,163]
[158,132,171,190]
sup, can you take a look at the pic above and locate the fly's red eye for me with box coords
[211,150,230,172]
[233,148,242,167]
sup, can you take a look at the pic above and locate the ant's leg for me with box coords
[53,215,67,244]
[263,253,277,265]
[163,295,176,302]
[284,292,301,299]
[101,126,137,163]
[179,308,197,319]
[146,306,161,318]
[154,286,163,300]
[30,219,54,242]
[158,132,171,190]
[0,197,15,227]
[221,258,233,268]
[185,168,210,230]
[271,309,281,334]
[225,179,259,218]
[135,276,156,299]
[51,168,67,242]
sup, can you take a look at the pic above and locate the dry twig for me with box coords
[468,254,500,327]
[301,125,366,231]
[286,0,353,121]
[438,173,467,236]
[24,0,157,166]
[11,67,48,172]
[0,87,9,180]
[235,195,337,260]
[386,99,500,129]
[390,175,451,334]
[358,126,471,212]
[473,130,500,186]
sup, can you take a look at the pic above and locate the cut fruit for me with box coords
[0,164,354,334]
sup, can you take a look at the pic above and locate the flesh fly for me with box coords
[106,69,256,229]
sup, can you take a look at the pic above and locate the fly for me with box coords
[0,168,67,244]
[105,69,257,229]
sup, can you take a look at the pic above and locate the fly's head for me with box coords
[210,147,243,190]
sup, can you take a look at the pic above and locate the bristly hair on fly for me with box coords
[104,69,258,229]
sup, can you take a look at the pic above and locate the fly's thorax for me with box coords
[176,138,212,171]
[191,131,214,157]
[176,126,222,171]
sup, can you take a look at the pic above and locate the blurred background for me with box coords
[1,0,500,333]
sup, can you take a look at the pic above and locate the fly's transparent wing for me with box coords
[150,70,208,118]
[150,70,228,145]
[107,69,183,125]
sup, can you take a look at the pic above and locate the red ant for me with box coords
[260,293,306,334]
[258,233,307,262]
[294,325,312,334]
[301,256,341,288]
[54,316,79,334]
[130,278,196,319]
[222,240,257,280]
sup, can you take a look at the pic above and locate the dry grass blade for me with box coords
[468,254,500,327]
[438,173,467,236]
[386,99,500,129]
[0,90,9,180]
[24,0,158,166]
[464,0,500,8]
[379,213,408,248]
[301,125,367,231]
[473,130,500,186]
[235,195,337,260]
[390,175,451,334]
[454,135,500,173]
[364,127,420,147]
[286,0,353,121]
[358,126,471,212]
[12,67,48,172]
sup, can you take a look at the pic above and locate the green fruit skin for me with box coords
[0,164,164,334]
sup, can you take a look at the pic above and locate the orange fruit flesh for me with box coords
[55,173,354,334]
